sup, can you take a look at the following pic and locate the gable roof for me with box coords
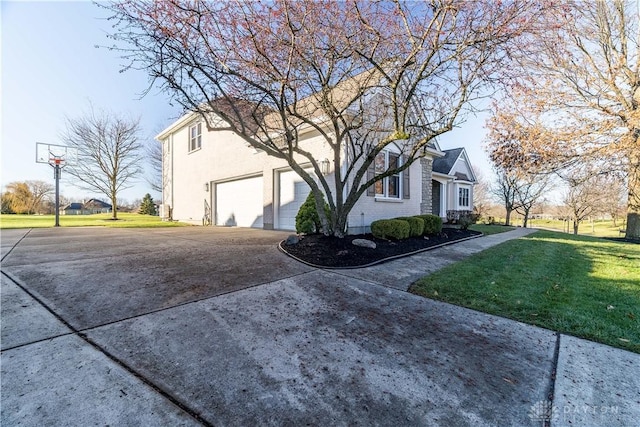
[63,203,83,211]
[432,148,464,175]
[84,199,112,209]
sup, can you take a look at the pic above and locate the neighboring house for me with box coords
[60,199,112,215]
[431,148,477,221]
[156,108,475,234]
[83,199,112,214]
[61,202,85,215]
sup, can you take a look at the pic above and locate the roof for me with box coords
[84,199,112,209]
[432,148,464,174]
[63,203,83,211]
[62,199,112,211]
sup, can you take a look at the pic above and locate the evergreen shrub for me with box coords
[295,192,329,234]
[395,216,424,237]
[371,219,410,240]
[415,214,443,235]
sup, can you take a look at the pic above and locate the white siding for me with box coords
[346,160,424,234]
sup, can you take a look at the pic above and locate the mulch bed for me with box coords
[280,227,482,268]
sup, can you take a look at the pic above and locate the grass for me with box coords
[410,230,640,353]
[528,218,624,238]
[469,224,516,235]
[0,213,189,229]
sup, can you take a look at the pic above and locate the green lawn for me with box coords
[469,224,516,235]
[410,230,640,353]
[0,213,189,229]
[528,218,624,238]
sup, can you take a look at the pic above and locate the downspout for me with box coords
[342,140,350,233]
[170,133,174,219]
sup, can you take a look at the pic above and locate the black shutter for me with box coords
[366,160,375,196]
[403,156,410,199]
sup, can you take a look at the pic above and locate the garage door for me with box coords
[216,176,264,228]
[278,169,312,230]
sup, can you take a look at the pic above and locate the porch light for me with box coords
[321,158,330,175]
[204,182,209,192]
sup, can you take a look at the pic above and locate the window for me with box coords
[374,151,401,199]
[189,122,202,152]
[458,187,470,207]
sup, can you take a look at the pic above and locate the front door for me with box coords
[432,180,441,216]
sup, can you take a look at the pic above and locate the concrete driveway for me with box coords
[1,227,638,426]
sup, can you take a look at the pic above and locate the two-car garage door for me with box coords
[215,176,264,228]
[214,170,312,230]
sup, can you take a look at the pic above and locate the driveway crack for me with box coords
[0,270,213,427]
[1,228,32,263]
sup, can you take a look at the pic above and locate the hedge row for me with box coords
[371,214,443,240]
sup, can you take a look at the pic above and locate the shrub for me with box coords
[371,219,410,240]
[415,214,443,235]
[458,215,473,230]
[295,192,329,234]
[395,216,424,237]
[458,212,477,230]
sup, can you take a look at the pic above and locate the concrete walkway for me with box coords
[1,227,638,426]
[332,227,537,290]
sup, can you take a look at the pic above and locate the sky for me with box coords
[1,1,182,202]
[1,1,494,204]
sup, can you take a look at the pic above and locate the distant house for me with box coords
[61,202,85,215]
[431,148,477,221]
[60,199,112,215]
[83,199,112,214]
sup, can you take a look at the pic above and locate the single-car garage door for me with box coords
[278,169,312,230]
[216,176,264,228]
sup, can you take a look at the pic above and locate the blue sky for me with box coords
[1,1,493,203]
[1,1,182,202]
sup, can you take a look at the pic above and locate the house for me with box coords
[156,106,475,234]
[61,202,85,215]
[60,199,112,215]
[431,148,477,221]
[83,199,112,214]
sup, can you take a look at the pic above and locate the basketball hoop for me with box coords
[36,142,77,228]
[49,157,64,167]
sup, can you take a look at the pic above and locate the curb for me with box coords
[278,232,484,270]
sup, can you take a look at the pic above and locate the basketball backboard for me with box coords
[36,142,78,167]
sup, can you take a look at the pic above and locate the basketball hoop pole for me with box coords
[36,143,75,227]
[54,163,61,227]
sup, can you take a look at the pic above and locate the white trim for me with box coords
[374,197,403,203]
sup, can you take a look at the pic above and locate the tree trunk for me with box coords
[111,195,118,220]
[573,220,579,235]
[522,209,530,228]
[505,207,512,226]
[625,149,640,240]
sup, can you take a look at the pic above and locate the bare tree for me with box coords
[105,0,542,236]
[490,168,547,227]
[491,170,519,226]
[512,174,548,228]
[600,178,628,227]
[489,0,640,239]
[26,180,54,214]
[62,106,143,220]
[561,169,611,235]
[145,141,163,193]
[471,166,491,220]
